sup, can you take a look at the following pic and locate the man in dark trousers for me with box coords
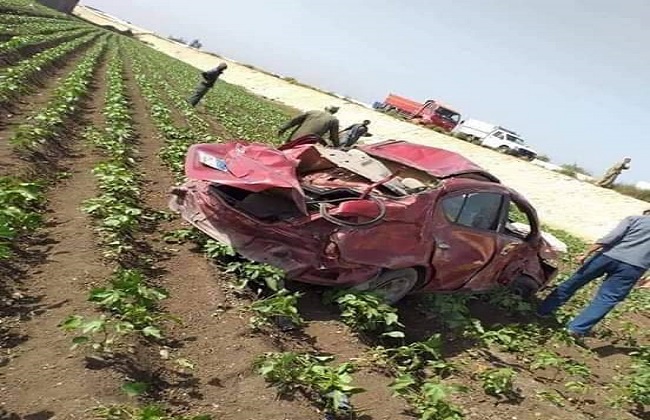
[278,106,340,146]
[187,62,227,107]
[340,120,372,149]
[537,210,650,337]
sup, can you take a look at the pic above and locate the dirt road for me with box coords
[74,5,647,242]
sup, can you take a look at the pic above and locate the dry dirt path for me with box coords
[73,6,648,242]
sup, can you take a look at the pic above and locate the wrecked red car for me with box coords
[169,137,563,303]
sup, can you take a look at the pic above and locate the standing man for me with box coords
[278,106,340,147]
[339,120,372,149]
[597,157,631,188]
[536,210,650,337]
[187,62,228,107]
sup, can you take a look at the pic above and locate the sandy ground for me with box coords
[73,5,648,242]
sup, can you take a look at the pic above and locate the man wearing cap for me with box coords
[278,106,340,146]
[597,157,631,188]
[188,62,228,107]
[537,209,650,337]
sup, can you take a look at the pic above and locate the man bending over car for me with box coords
[278,106,340,147]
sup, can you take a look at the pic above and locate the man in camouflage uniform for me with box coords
[278,106,340,146]
[188,62,227,107]
[597,157,631,188]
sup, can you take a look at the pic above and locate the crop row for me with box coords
[0,27,93,57]
[0,0,72,19]
[0,20,86,37]
[0,31,100,103]
[0,177,44,260]
[64,44,168,349]
[10,35,107,151]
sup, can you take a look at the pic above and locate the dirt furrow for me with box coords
[0,52,126,419]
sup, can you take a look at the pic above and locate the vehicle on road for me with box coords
[373,93,461,132]
[170,137,563,303]
[453,119,538,161]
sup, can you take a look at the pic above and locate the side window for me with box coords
[504,200,534,239]
[492,131,504,139]
[442,192,503,231]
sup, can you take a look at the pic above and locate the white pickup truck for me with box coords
[453,119,538,161]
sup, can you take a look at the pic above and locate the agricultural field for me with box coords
[0,1,648,419]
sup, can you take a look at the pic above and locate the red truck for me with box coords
[373,93,462,132]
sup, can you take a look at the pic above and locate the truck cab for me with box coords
[412,101,461,132]
[482,129,537,161]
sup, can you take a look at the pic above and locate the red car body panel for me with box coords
[170,138,559,295]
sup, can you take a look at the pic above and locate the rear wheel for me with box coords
[508,275,540,301]
[352,268,418,304]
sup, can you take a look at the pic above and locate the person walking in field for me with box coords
[339,120,372,149]
[278,106,340,147]
[597,157,631,188]
[187,62,227,107]
[536,210,650,337]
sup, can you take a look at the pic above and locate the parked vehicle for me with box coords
[453,119,538,161]
[373,93,461,132]
[170,137,564,303]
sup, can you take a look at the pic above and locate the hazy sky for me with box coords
[82,0,650,183]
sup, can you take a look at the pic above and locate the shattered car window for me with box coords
[442,192,503,231]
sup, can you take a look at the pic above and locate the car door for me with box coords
[461,197,536,291]
[425,190,506,291]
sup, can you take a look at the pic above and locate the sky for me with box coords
[82,0,650,183]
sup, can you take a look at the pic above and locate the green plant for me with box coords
[0,177,44,259]
[225,261,284,292]
[93,404,211,419]
[477,368,517,399]
[59,314,134,354]
[255,352,364,415]
[249,289,304,330]
[163,228,200,244]
[203,239,236,260]
[370,334,452,375]
[390,374,465,420]
[327,290,404,338]
[422,294,474,330]
[89,269,168,337]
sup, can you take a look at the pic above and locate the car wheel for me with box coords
[497,145,510,154]
[353,268,418,304]
[508,275,540,301]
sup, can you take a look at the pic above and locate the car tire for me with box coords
[353,268,418,304]
[508,275,540,301]
[497,145,510,154]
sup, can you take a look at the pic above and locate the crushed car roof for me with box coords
[360,140,500,182]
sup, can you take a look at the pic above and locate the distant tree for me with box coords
[189,39,203,49]
[169,35,187,44]
[559,163,592,178]
[536,154,551,162]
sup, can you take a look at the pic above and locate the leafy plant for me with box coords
[89,268,168,336]
[477,368,517,399]
[370,334,452,375]
[255,352,364,415]
[225,261,285,292]
[327,290,404,338]
[250,289,304,330]
[390,374,465,420]
[94,404,211,420]
[59,314,134,354]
